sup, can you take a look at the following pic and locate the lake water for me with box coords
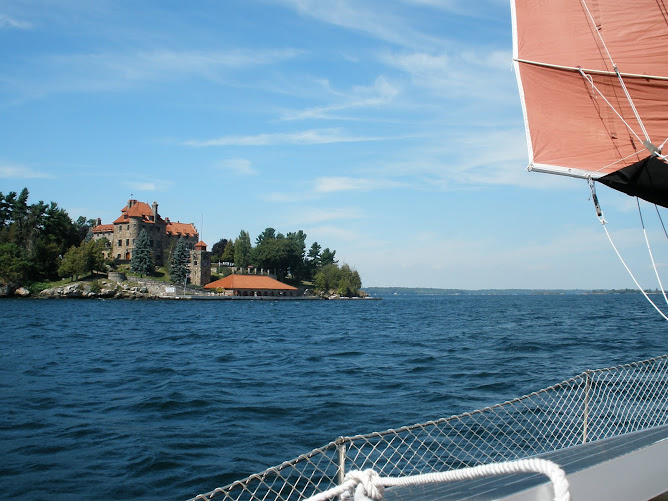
[2,294,668,500]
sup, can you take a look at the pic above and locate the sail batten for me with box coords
[512,0,668,207]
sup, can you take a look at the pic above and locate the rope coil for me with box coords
[305,458,570,501]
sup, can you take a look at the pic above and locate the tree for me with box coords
[234,230,252,269]
[320,248,337,267]
[169,238,190,284]
[59,245,84,281]
[315,263,340,293]
[337,263,362,297]
[58,239,105,281]
[211,237,229,262]
[0,243,30,287]
[221,240,235,264]
[130,229,154,277]
[314,262,362,297]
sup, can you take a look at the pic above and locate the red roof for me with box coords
[204,274,297,290]
[113,200,164,225]
[166,221,197,237]
[194,241,207,249]
[92,224,114,233]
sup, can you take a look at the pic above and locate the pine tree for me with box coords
[130,229,154,278]
[169,238,190,284]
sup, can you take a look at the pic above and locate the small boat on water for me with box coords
[188,1,668,499]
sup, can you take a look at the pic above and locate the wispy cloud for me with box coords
[0,163,53,179]
[6,48,303,98]
[0,14,32,30]
[273,0,442,50]
[313,176,406,193]
[214,158,258,176]
[123,180,173,192]
[281,76,401,121]
[184,128,392,147]
[295,207,365,224]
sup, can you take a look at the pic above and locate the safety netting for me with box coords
[188,354,668,501]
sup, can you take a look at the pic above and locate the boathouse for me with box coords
[203,274,298,297]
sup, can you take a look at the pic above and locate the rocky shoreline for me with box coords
[1,278,376,300]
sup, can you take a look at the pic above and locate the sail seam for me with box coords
[513,59,668,81]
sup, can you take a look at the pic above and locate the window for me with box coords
[126,239,129,246]
[118,240,122,247]
[150,240,154,246]
[117,254,121,259]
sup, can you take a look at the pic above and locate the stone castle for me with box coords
[92,199,210,286]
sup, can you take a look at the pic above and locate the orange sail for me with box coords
[511,0,668,207]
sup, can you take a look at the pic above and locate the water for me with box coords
[1,294,667,500]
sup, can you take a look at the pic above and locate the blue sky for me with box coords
[2,0,667,289]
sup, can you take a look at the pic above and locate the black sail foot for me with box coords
[598,155,668,209]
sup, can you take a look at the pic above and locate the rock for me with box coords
[14,287,30,297]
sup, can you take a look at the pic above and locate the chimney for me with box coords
[128,199,135,208]
[96,217,101,226]
[152,201,158,221]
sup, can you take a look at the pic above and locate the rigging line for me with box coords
[637,198,668,306]
[592,149,649,174]
[578,68,645,147]
[655,204,668,240]
[589,180,668,321]
[580,0,652,144]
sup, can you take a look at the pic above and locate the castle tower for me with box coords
[190,241,211,286]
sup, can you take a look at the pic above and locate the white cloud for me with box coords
[214,158,258,176]
[295,207,365,224]
[0,14,31,30]
[0,164,53,179]
[123,180,173,192]
[184,128,392,147]
[273,0,440,50]
[313,176,406,193]
[8,48,303,98]
[281,76,402,121]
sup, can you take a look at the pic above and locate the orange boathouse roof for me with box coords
[204,274,297,291]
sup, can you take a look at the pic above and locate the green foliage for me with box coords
[89,280,101,293]
[0,188,88,285]
[130,229,154,277]
[169,238,190,284]
[314,263,340,292]
[58,245,83,281]
[0,242,30,287]
[58,239,106,281]
[314,262,363,297]
[320,248,337,267]
[234,230,252,268]
[210,237,229,262]
[221,240,235,264]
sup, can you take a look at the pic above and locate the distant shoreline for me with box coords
[364,287,655,296]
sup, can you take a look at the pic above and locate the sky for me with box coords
[2,0,668,290]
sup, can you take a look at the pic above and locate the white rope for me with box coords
[305,459,570,501]
[578,68,646,148]
[589,183,668,321]
[636,199,668,307]
[580,0,652,144]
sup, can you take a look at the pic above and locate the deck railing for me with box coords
[188,354,668,501]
